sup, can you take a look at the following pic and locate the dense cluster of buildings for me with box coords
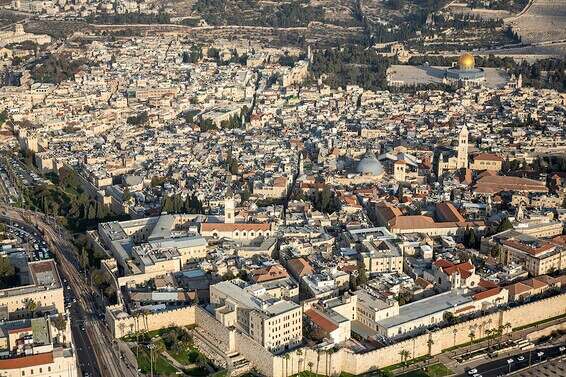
[1,27,566,377]
[0,258,78,376]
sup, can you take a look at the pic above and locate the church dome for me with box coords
[458,53,475,70]
[356,152,384,176]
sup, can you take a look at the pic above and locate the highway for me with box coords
[458,344,566,377]
[0,205,138,377]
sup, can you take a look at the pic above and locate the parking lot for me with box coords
[0,220,53,262]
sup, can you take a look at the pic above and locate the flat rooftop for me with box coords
[376,290,472,329]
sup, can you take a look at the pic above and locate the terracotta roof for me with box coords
[503,239,554,256]
[8,326,32,334]
[305,309,338,332]
[0,352,54,369]
[551,235,566,246]
[472,287,502,301]
[454,305,475,314]
[506,282,531,296]
[523,278,548,290]
[415,277,433,289]
[473,153,503,162]
[201,223,270,232]
[436,202,466,223]
[433,259,454,268]
[479,279,499,289]
[474,175,548,194]
[375,203,403,222]
[250,264,289,283]
[287,257,314,277]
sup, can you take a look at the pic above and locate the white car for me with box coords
[517,356,525,361]
[467,368,478,375]
[507,358,514,364]
[559,346,565,352]
[537,351,544,357]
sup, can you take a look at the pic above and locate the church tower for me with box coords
[457,125,469,169]
[224,190,235,224]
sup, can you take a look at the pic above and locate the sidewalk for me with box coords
[392,315,565,376]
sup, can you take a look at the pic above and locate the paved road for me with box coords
[0,206,138,377]
[458,344,566,377]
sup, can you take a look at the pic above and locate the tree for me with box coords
[24,298,37,317]
[80,248,89,270]
[496,217,513,233]
[427,338,434,355]
[468,330,476,352]
[357,262,368,286]
[284,353,291,377]
[399,349,410,368]
[490,245,501,259]
[52,313,67,344]
[443,311,455,324]
[0,256,16,289]
[452,328,458,347]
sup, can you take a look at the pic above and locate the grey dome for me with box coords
[356,152,384,176]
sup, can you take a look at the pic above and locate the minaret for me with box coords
[224,190,235,224]
[457,125,469,169]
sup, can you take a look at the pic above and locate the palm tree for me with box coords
[426,338,434,356]
[485,329,493,349]
[504,322,512,341]
[307,361,314,373]
[468,330,476,353]
[452,328,458,348]
[118,322,126,338]
[284,353,291,377]
[296,349,303,373]
[399,349,410,369]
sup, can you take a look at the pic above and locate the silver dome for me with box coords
[356,152,384,176]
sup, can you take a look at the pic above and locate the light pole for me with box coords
[148,343,155,377]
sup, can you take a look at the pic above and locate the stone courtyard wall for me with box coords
[278,293,566,376]
[194,306,235,352]
[106,293,566,375]
[107,305,196,338]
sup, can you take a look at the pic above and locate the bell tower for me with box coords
[457,125,469,169]
[224,190,235,224]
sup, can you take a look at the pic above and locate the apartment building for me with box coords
[97,215,208,282]
[360,239,404,274]
[0,260,64,319]
[0,259,78,377]
[210,280,302,353]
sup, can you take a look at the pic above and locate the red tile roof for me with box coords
[472,287,502,301]
[201,223,270,232]
[305,309,338,332]
[0,352,54,369]
[473,153,503,162]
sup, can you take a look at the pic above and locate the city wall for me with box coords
[273,293,566,377]
[194,306,235,353]
[106,305,196,338]
[105,293,566,376]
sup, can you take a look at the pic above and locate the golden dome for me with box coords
[458,53,475,70]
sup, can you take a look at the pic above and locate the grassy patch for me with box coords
[170,346,202,365]
[382,355,431,372]
[425,363,452,377]
[136,349,177,375]
[397,363,452,377]
[183,366,209,376]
